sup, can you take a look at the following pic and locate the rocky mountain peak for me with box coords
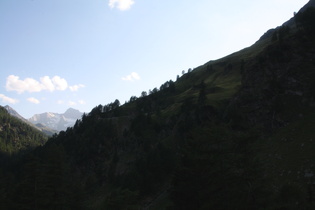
[63,108,83,119]
[28,108,83,132]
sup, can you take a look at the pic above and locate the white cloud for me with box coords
[69,84,85,92]
[0,94,19,104]
[27,97,40,104]
[6,75,42,94]
[5,75,83,93]
[40,76,55,92]
[52,76,68,91]
[109,0,134,11]
[122,72,140,81]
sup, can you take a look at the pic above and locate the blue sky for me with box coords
[0,0,309,118]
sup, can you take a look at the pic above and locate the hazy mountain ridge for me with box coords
[28,108,83,132]
[4,105,28,123]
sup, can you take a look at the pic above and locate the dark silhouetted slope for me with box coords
[1,2,315,209]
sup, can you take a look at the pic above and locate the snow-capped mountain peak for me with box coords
[2,105,57,136]
[28,108,83,132]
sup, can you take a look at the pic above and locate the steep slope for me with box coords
[1,2,315,210]
[28,108,83,132]
[300,0,315,12]
[4,105,27,123]
[0,106,47,156]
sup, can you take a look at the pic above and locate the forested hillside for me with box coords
[0,106,47,156]
[1,3,315,210]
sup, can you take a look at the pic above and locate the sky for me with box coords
[0,0,309,118]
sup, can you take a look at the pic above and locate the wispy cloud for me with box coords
[78,100,86,105]
[122,72,140,81]
[57,99,85,106]
[5,75,84,94]
[27,97,40,104]
[57,100,64,105]
[0,94,19,104]
[69,84,85,92]
[68,101,77,106]
[109,0,135,11]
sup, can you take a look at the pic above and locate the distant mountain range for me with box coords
[4,105,83,134]
[28,108,83,132]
